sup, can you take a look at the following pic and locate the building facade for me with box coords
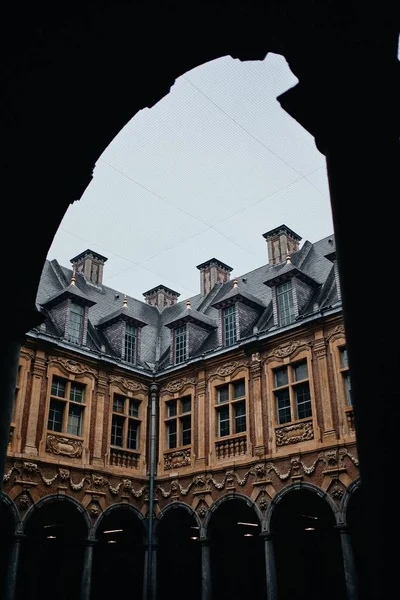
[0,225,364,600]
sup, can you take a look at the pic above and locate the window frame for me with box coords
[164,395,192,449]
[110,393,141,451]
[174,325,187,365]
[222,304,237,346]
[339,346,352,407]
[47,375,86,438]
[124,323,137,364]
[272,359,312,426]
[215,379,247,438]
[276,281,296,326]
[67,302,85,344]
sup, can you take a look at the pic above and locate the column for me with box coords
[200,538,211,600]
[92,374,107,466]
[3,533,24,600]
[338,525,358,600]
[313,334,336,442]
[80,540,95,600]
[142,542,157,600]
[250,356,265,454]
[23,350,46,455]
[0,338,22,481]
[262,532,278,600]
[196,378,207,468]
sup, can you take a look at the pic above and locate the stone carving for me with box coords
[23,462,38,474]
[41,472,59,486]
[18,494,30,509]
[48,357,97,377]
[164,449,191,470]
[164,377,196,393]
[197,504,208,518]
[92,474,106,487]
[89,504,101,517]
[59,468,70,480]
[211,361,241,377]
[46,435,83,458]
[267,340,309,359]
[326,325,345,341]
[275,421,314,446]
[109,376,147,392]
[259,494,269,511]
[331,484,344,499]
[20,348,35,361]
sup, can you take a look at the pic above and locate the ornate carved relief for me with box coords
[20,348,35,361]
[197,504,208,519]
[18,493,31,509]
[266,340,310,360]
[164,449,191,470]
[275,421,314,446]
[46,434,83,458]
[326,325,345,342]
[163,377,196,393]
[209,361,243,378]
[109,376,147,392]
[48,357,97,377]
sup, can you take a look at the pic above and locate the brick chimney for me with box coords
[143,285,180,308]
[70,249,108,286]
[196,258,233,295]
[262,225,302,265]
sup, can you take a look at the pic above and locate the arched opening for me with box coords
[92,506,145,598]
[0,496,17,595]
[157,505,201,600]
[17,498,88,600]
[208,497,265,599]
[270,488,346,600]
[346,485,367,598]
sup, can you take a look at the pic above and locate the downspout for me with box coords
[147,381,159,600]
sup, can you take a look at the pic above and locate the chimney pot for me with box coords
[262,225,302,265]
[196,258,233,295]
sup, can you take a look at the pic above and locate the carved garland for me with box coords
[264,340,311,361]
[163,377,196,394]
[109,376,147,393]
[48,357,97,377]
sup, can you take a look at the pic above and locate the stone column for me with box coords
[23,350,46,455]
[196,378,207,468]
[200,538,211,600]
[80,540,95,600]
[250,355,265,454]
[143,542,157,600]
[92,374,107,466]
[0,338,22,482]
[313,334,336,442]
[262,532,278,600]
[338,525,358,600]
[3,533,24,600]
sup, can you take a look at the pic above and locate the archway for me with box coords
[0,494,18,596]
[93,504,145,598]
[17,496,89,600]
[156,504,201,600]
[207,496,266,599]
[345,483,367,598]
[270,487,346,600]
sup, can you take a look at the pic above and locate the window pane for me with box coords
[47,400,64,432]
[129,399,140,418]
[113,395,125,414]
[234,402,246,433]
[168,401,177,417]
[125,325,137,364]
[223,304,237,346]
[274,368,288,388]
[167,420,177,449]
[174,326,187,365]
[127,420,139,450]
[51,377,66,398]
[295,383,312,419]
[111,415,124,446]
[233,380,245,398]
[217,386,229,403]
[68,303,84,343]
[277,282,295,326]
[340,348,349,368]
[276,390,291,424]
[181,415,191,446]
[70,382,85,403]
[180,396,191,413]
[218,406,230,437]
[343,373,352,406]
[67,405,83,436]
[294,362,308,381]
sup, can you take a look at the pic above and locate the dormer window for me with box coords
[68,303,84,344]
[222,305,237,346]
[276,282,295,326]
[124,324,137,364]
[174,326,187,365]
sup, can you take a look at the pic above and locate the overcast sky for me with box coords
[47,52,335,301]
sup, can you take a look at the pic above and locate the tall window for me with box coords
[47,376,86,436]
[216,379,246,437]
[276,282,295,326]
[110,394,141,450]
[339,347,352,406]
[165,396,191,449]
[273,361,312,425]
[223,304,237,346]
[124,324,137,364]
[174,326,187,364]
[68,302,84,343]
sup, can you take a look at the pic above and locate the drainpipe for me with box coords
[146,381,159,600]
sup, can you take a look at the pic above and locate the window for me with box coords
[67,302,84,343]
[276,282,295,326]
[165,396,191,449]
[124,324,137,364]
[47,376,86,436]
[273,360,312,425]
[110,394,141,450]
[174,326,187,365]
[223,304,237,346]
[216,379,246,437]
[339,347,352,406]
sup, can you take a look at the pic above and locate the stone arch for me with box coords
[339,476,361,524]
[0,490,20,533]
[204,491,262,538]
[155,500,201,537]
[264,481,340,532]
[22,493,91,537]
[93,501,145,539]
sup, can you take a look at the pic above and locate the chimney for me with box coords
[143,285,180,308]
[70,249,108,286]
[262,225,302,265]
[196,258,233,295]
